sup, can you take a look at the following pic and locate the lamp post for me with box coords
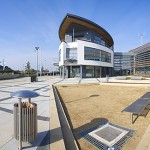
[35,47,39,81]
[2,59,5,70]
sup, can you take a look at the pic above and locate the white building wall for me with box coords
[59,40,114,67]
[58,42,66,66]
[77,40,114,67]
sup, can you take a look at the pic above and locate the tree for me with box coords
[25,61,31,75]
[41,66,44,75]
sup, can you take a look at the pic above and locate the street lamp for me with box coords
[35,47,39,81]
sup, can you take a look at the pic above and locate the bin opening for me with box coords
[14,102,35,108]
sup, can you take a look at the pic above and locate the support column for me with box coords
[133,55,136,75]
[60,67,62,78]
[66,66,68,78]
[70,66,72,78]
[62,66,65,79]
[80,65,82,79]
[100,67,102,78]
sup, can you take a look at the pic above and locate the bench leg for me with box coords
[131,113,133,124]
[131,113,139,124]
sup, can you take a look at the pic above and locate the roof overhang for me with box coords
[59,14,114,46]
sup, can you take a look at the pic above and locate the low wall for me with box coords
[0,74,26,80]
[53,85,79,150]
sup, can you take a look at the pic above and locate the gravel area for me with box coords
[56,83,150,150]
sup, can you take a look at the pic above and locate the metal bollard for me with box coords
[106,75,109,82]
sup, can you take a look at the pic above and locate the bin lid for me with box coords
[11,90,39,99]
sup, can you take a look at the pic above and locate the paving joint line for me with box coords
[0,97,13,102]
[53,79,64,84]
[0,138,14,149]
[96,78,101,82]
[33,85,50,91]
[78,79,81,84]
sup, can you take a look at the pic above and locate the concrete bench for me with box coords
[116,76,126,80]
[131,76,143,80]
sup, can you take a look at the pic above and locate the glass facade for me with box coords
[85,66,94,77]
[65,27,113,50]
[82,66,111,78]
[101,51,111,62]
[84,46,111,63]
[114,52,134,76]
[70,66,80,78]
[135,51,150,75]
[83,66,101,78]
[66,65,111,78]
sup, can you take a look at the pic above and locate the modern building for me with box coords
[114,43,150,77]
[130,42,150,76]
[58,14,114,78]
[114,52,134,76]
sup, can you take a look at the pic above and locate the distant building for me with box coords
[114,52,134,76]
[0,65,3,70]
[129,43,150,76]
[58,14,114,78]
[114,43,150,77]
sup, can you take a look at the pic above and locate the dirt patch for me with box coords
[56,83,150,150]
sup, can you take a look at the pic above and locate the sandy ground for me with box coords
[56,83,150,150]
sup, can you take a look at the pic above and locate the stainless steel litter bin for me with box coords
[11,90,39,150]
[14,102,37,142]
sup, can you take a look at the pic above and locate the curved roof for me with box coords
[59,14,114,46]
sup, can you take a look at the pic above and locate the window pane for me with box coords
[84,47,111,63]
[66,48,77,59]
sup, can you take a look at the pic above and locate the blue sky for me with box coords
[0,0,150,70]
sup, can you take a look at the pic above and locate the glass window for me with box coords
[66,48,77,60]
[94,35,101,45]
[100,39,105,46]
[101,51,111,63]
[85,66,94,77]
[59,49,61,61]
[84,47,111,63]
[84,47,101,61]
[65,29,113,50]
[65,34,72,42]
[95,49,101,61]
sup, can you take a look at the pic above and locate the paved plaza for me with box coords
[0,76,149,150]
[0,76,61,150]
[0,76,107,150]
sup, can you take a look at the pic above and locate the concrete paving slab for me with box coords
[2,76,149,150]
[0,86,36,93]
[0,92,12,101]
[80,78,99,83]
[56,78,80,84]
[0,76,61,150]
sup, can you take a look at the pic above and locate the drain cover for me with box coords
[80,122,135,149]
[88,124,129,147]
[95,126,122,142]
